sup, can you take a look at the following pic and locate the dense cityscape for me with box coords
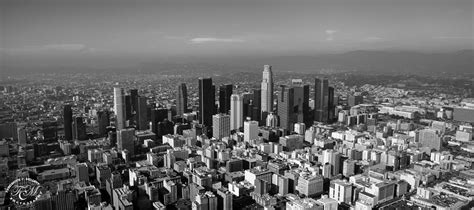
[0,64,473,210]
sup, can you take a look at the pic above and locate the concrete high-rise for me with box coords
[72,116,86,140]
[261,65,274,113]
[244,121,259,142]
[114,87,126,130]
[230,94,243,130]
[176,83,188,116]
[212,114,230,139]
[63,104,73,140]
[219,84,233,114]
[314,78,329,123]
[198,78,216,126]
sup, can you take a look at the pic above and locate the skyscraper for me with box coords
[114,87,126,130]
[198,78,216,126]
[293,84,310,126]
[261,65,274,113]
[72,116,86,140]
[63,104,73,140]
[212,114,230,139]
[176,83,188,116]
[277,85,295,131]
[97,110,110,137]
[219,84,233,114]
[314,78,329,123]
[251,89,262,123]
[117,128,135,156]
[244,121,259,142]
[230,94,243,130]
[137,96,148,130]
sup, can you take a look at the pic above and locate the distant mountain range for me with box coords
[1,50,473,76]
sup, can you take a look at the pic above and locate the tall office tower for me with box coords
[117,128,135,156]
[198,77,216,126]
[277,85,295,131]
[137,96,148,130]
[212,114,230,139]
[125,95,132,121]
[314,78,329,123]
[329,179,352,204]
[113,87,126,130]
[266,112,279,127]
[176,83,188,116]
[219,84,233,114]
[130,89,138,113]
[97,111,110,137]
[216,189,233,210]
[252,89,262,122]
[322,149,341,177]
[244,121,259,142]
[63,104,73,140]
[72,116,86,140]
[242,93,253,119]
[17,127,27,145]
[261,65,274,113]
[293,84,310,126]
[328,87,335,123]
[151,108,168,134]
[348,95,363,107]
[76,162,89,183]
[230,94,244,130]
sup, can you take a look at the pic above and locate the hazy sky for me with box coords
[1,0,473,60]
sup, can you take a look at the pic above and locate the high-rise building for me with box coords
[261,65,274,113]
[97,111,110,137]
[244,121,259,142]
[137,96,148,130]
[293,84,310,126]
[314,78,329,123]
[219,84,233,114]
[251,89,262,123]
[348,95,363,107]
[212,114,230,139]
[230,94,243,130]
[419,129,442,151]
[72,116,86,140]
[117,128,135,156]
[63,105,73,140]
[198,78,216,126]
[322,149,341,177]
[176,83,188,116]
[329,179,352,204]
[130,89,138,114]
[277,85,295,131]
[76,162,89,183]
[266,112,279,127]
[114,87,126,130]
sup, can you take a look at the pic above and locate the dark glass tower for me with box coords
[277,85,295,131]
[176,83,188,116]
[219,84,233,114]
[293,84,310,126]
[314,78,329,123]
[63,104,73,140]
[199,77,216,126]
[137,96,148,130]
[98,110,110,137]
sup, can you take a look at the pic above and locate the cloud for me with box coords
[1,44,96,53]
[325,30,337,35]
[433,36,474,40]
[189,37,245,44]
[325,30,337,41]
[363,36,384,42]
